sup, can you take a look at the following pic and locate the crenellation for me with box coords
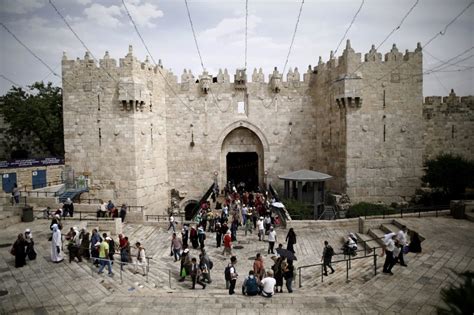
[61,41,471,215]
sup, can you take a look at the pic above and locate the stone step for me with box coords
[367,228,386,247]
[380,223,400,234]
[355,232,379,253]
[392,219,426,242]
[465,212,474,222]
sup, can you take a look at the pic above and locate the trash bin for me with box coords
[22,206,34,222]
[450,200,465,219]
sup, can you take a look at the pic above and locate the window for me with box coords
[237,101,245,114]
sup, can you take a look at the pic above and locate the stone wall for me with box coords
[423,91,473,161]
[61,42,471,215]
[61,46,169,215]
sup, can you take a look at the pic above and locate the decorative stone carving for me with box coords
[199,70,212,94]
[234,69,247,90]
[270,67,282,93]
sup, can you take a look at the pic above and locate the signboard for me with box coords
[0,157,64,169]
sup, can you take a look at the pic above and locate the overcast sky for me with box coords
[0,0,472,96]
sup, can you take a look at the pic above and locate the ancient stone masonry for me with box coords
[423,90,474,161]
[61,40,472,215]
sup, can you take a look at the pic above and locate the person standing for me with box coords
[12,183,20,204]
[396,226,408,267]
[215,222,222,248]
[51,224,64,263]
[382,233,397,275]
[167,215,176,232]
[198,226,206,249]
[119,204,127,222]
[222,231,232,256]
[98,237,113,276]
[253,253,265,280]
[119,235,130,271]
[134,242,147,276]
[179,248,191,282]
[285,228,297,254]
[245,214,253,236]
[182,225,189,248]
[12,234,26,268]
[171,233,183,262]
[267,226,277,254]
[190,257,206,289]
[257,217,265,241]
[24,229,36,261]
[90,229,101,266]
[321,241,335,276]
[199,249,212,284]
[226,256,238,295]
[283,260,294,293]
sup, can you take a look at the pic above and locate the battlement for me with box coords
[424,89,474,108]
[61,45,164,75]
[315,40,422,73]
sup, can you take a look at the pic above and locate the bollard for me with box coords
[120,265,123,284]
[346,259,349,282]
[349,254,352,270]
[146,258,149,283]
[373,247,377,275]
[321,264,324,283]
[169,269,172,289]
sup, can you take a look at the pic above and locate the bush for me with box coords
[282,198,314,220]
[346,202,396,218]
[437,271,474,315]
[423,154,474,199]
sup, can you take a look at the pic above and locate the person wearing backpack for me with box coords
[225,256,238,294]
[242,270,260,296]
[199,249,212,284]
[321,240,335,276]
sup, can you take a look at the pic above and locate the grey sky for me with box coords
[0,0,472,96]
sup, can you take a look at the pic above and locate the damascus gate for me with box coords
[61,41,474,216]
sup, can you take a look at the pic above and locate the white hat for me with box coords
[260,217,263,220]
[105,237,112,241]
[270,226,274,230]
[25,229,31,233]
[95,242,101,246]
[183,248,189,253]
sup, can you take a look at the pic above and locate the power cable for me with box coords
[184,0,205,70]
[425,46,474,72]
[245,0,248,70]
[122,0,198,113]
[375,0,420,51]
[0,74,25,90]
[333,0,364,56]
[282,0,305,75]
[424,48,473,70]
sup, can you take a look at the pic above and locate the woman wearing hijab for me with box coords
[51,224,64,263]
[285,228,297,254]
[25,229,36,260]
[79,230,90,260]
[12,234,27,268]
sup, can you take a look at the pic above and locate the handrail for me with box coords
[21,180,65,191]
[297,246,382,287]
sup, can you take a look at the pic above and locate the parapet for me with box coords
[423,90,474,115]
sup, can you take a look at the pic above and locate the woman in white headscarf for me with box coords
[25,228,37,260]
[51,224,64,263]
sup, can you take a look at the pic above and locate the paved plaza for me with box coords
[0,215,473,314]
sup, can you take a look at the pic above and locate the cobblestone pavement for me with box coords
[0,216,472,314]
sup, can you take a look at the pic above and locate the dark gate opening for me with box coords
[227,152,259,192]
[184,202,198,221]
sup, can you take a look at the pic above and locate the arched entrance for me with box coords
[220,127,265,191]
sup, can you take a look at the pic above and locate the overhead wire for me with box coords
[358,1,473,93]
[0,74,26,90]
[245,0,248,70]
[333,0,364,56]
[121,0,198,114]
[424,48,473,70]
[0,22,74,90]
[282,0,305,75]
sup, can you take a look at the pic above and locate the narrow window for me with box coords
[99,128,102,146]
[383,124,386,142]
[383,89,386,108]
[451,125,455,139]
[150,124,154,146]
[97,94,100,111]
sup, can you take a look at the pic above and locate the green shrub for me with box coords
[282,198,314,220]
[346,202,396,218]
[437,271,474,315]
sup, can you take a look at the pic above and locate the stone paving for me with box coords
[0,215,473,314]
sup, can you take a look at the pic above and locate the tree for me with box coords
[437,271,474,315]
[0,82,64,158]
[422,153,474,198]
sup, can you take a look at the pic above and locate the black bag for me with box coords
[208,260,214,270]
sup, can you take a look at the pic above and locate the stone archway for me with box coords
[220,127,265,191]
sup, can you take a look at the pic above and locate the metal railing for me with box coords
[23,191,60,198]
[297,245,382,287]
[145,214,185,222]
[76,198,103,204]
[21,180,64,191]
[34,209,117,221]
[360,205,450,219]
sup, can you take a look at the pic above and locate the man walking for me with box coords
[167,215,176,232]
[226,256,238,295]
[190,257,206,289]
[321,240,335,276]
[98,237,113,276]
[383,233,397,275]
[268,226,277,254]
[396,226,408,267]
[171,233,182,262]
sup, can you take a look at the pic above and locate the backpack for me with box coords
[224,264,233,281]
[326,246,334,257]
[246,277,259,294]
[208,260,214,270]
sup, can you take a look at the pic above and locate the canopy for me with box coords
[278,169,332,182]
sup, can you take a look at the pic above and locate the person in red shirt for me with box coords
[222,230,232,256]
